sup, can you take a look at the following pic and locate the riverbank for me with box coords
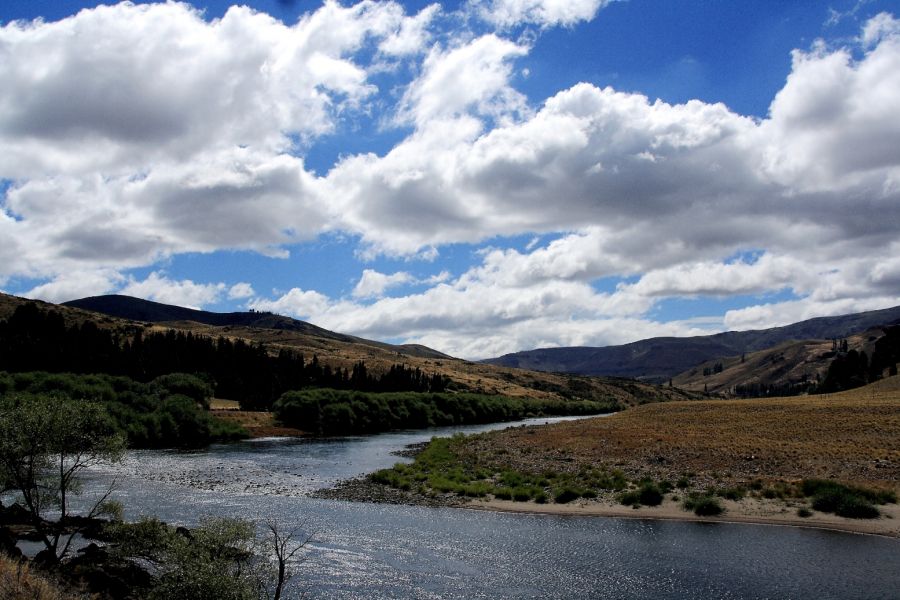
[316,474,900,537]
[324,385,900,538]
[471,496,900,538]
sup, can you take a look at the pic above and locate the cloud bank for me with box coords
[2,3,899,357]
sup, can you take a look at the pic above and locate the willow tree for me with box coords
[0,393,125,562]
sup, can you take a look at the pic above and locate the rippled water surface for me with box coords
[85,417,899,599]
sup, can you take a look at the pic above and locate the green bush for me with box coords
[618,490,641,507]
[638,483,664,506]
[802,479,890,519]
[0,370,246,448]
[273,388,616,436]
[493,487,514,500]
[797,507,813,518]
[683,495,724,516]
[554,488,582,504]
[716,487,746,501]
[512,487,534,502]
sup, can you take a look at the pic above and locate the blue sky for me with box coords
[1,0,899,358]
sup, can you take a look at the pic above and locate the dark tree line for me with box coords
[0,303,447,409]
[817,326,900,393]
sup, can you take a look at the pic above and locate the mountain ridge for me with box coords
[484,305,900,382]
[62,294,451,360]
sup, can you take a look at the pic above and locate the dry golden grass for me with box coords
[0,555,85,600]
[209,398,241,410]
[210,409,304,438]
[463,380,900,491]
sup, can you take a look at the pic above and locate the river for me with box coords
[84,416,899,599]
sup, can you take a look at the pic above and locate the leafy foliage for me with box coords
[0,393,126,562]
[0,371,246,448]
[0,303,448,409]
[274,388,615,435]
[370,434,633,505]
[801,479,895,519]
[682,494,724,516]
[817,326,900,393]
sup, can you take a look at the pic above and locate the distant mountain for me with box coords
[484,305,900,382]
[63,294,450,360]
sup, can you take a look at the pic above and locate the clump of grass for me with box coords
[0,555,81,600]
[493,487,513,500]
[512,486,534,502]
[617,483,664,507]
[715,486,746,501]
[759,481,797,500]
[555,487,582,504]
[801,479,892,519]
[682,494,724,516]
[797,507,813,518]
[618,490,641,507]
[638,483,664,506]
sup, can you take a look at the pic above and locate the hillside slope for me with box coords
[64,294,449,359]
[485,305,900,382]
[0,292,698,408]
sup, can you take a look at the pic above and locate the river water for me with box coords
[84,416,899,599]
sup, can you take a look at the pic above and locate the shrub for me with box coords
[554,488,582,504]
[638,483,664,506]
[797,507,813,518]
[717,487,746,501]
[803,479,886,519]
[833,496,880,519]
[512,487,533,502]
[618,491,641,507]
[493,487,514,500]
[676,476,690,489]
[683,495,724,516]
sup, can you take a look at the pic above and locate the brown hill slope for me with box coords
[0,292,697,407]
[673,328,886,396]
[63,294,450,359]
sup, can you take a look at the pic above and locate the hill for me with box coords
[0,292,699,408]
[63,294,449,359]
[484,305,900,382]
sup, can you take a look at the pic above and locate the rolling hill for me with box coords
[63,294,450,359]
[0,292,699,408]
[484,305,900,382]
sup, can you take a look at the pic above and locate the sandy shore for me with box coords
[464,496,900,538]
[316,471,900,538]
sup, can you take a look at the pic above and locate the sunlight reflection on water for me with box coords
[81,416,899,599]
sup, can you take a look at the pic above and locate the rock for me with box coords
[0,527,22,559]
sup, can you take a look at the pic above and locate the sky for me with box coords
[1,0,899,359]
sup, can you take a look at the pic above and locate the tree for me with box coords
[258,520,311,600]
[107,516,310,600]
[0,393,125,563]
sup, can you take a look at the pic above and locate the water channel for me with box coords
[83,416,899,599]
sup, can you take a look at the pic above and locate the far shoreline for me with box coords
[314,475,900,539]
[462,497,900,539]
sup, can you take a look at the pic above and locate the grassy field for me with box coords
[368,377,897,509]
[361,378,898,531]
[210,409,304,438]
[457,379,899,491]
